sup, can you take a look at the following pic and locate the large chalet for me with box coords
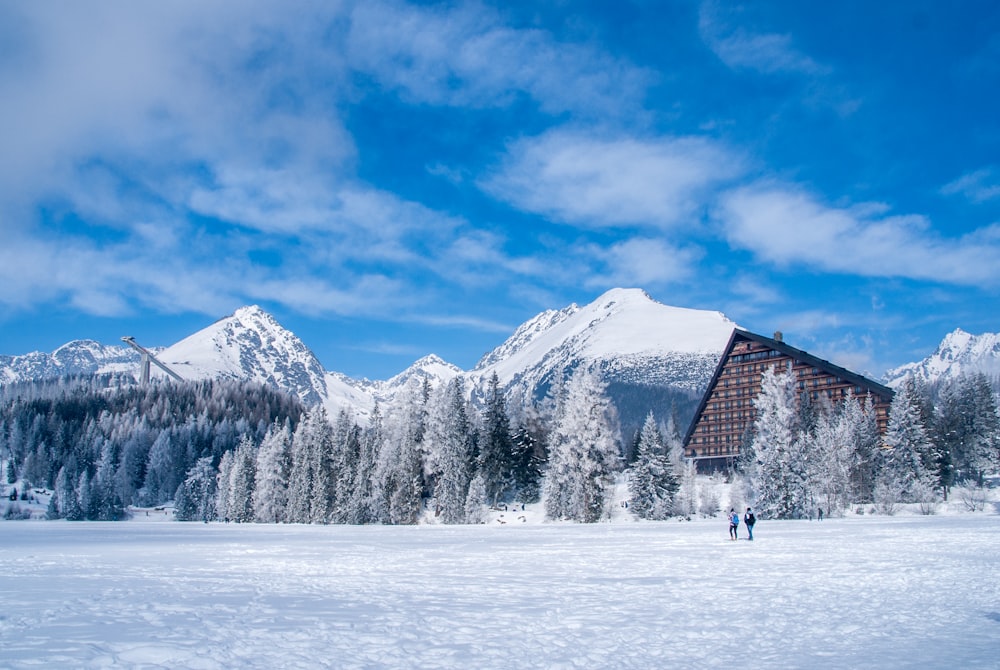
[683,329,894,471]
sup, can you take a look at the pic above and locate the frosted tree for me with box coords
[329,410,362,524]
[464,472,487,524]
[285,414,315,523]
[376,380,427,525]
[225,435,257,523]
[253,420,292,523]
[845,393,880,505]
[963,373,1000,483]
[877,380,937,507]
[175,457,218,522]
[810,401,853,516]
[347,405,382,524]
[628,412,679,520]
[425,378,475,523]
[54,465,83,520]
[303,409,336,524]
[748,365,809,519]
[544,367,622,522]
[215,450,235,522]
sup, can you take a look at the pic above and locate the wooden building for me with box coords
[683,329,894,472]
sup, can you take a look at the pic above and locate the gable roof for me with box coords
[682,328,894,446]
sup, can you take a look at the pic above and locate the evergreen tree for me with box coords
[253,420,292,523]
[227,435,257,523]
[174,457,218,522]
[544,367,622,522]
[510,419,544,504]
[427,378,475,524]
[478,373,514,505]
[878,380,937,505]
[748,366,808,519]
[628,412,679,520]
[215,450,236,521]
[348,404,382,524]
[284,419,309,523]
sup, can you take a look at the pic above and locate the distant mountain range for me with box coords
[3,289,998,435]
[884,329,1000,390]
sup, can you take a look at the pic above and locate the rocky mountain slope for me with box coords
[884,328,1000,390]
[0,289,738,433]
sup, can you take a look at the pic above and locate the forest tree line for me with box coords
[1,366,998,523]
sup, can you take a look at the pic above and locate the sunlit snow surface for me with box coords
[2,515,999,669]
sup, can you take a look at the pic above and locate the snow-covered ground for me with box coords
[2,510,998,669]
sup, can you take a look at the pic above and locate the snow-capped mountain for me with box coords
[468,288,737,435]
[884,328,1000,389]
[157,305,332,408]
[376,354,463,401]
[0,340,140,384]
[0,289,738,434]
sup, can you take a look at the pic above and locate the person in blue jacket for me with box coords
[744,507,756,541]
[728,508,739,540]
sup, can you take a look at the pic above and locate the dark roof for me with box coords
[682,328,894,446]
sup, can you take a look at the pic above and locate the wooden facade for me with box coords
[683,329,894,471]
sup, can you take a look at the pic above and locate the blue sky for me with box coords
[1,1,999,380]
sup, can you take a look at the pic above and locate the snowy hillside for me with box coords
[0,290,738,431]
[885,328,1000,389]
[0,339,139,384]
[155,305,333,408]
[467,288,737,434]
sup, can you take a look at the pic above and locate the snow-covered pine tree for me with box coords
[253,419,292,523]
[845,393,880,505]
[464,472,487,524]
[347,404,382,524]
[628,412,679,520]
[174,456,218,522]
[377,380,427,525]
[878,379,937,506]
[215,450,235,522]
[810,399,852,516]
[427,378,475,524]
[748,365,809,519]
[964,373,1000,484]
[543,367,622,523]
[510,419,544,504]
[329,410,362,524]
[227,435,257,523]
[479,373,514,505]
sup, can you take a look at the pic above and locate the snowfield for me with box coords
[2,513,999,669]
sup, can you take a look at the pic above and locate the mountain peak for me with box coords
[885,328,1000,388]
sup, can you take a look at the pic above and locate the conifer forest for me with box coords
[1,368,998,524]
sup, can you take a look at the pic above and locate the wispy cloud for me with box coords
[698,2,825,75]
[717,183,1000,285]
[346,0,651,117]
[585,238,703,288]
[941,167,1000,203]
[481,129,744,229]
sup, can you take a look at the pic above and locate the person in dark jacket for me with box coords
[744,507,756,541]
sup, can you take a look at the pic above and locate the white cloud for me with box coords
[345,1,650,117]
[586,238,703,288]
[941,167,1000,203]
[481,129,743,229]
[698,2,825,75]
[717,183,1000,285]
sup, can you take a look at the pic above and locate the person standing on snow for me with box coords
[728,508,739,540]
[744,507,756,541]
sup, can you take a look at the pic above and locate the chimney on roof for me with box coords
[774,331,783,342]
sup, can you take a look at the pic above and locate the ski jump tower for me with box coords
[120,336,184,385]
